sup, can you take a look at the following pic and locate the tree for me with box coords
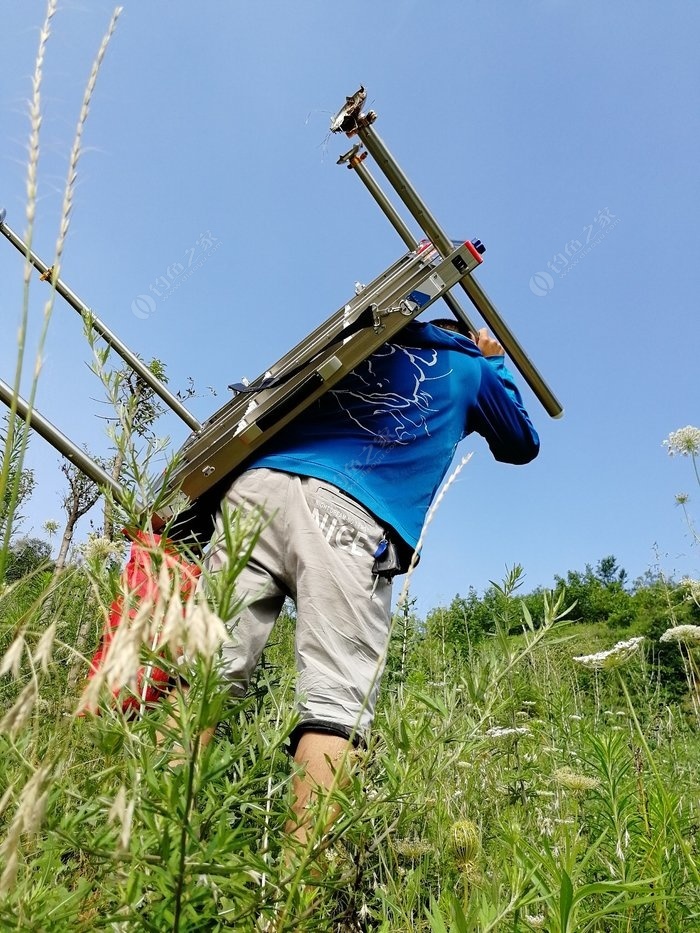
[3,536,52,583]
[0,412,36,541]
[55,456,103,572]
[595,555,628,588]
[552,556,632,627]
[424,586,499,660]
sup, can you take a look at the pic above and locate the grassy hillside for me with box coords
[1,559,700,932]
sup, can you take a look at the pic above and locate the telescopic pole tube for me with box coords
[0,215,202,433]
[356,125,564,419]
[0,377,139,511]
[341,150,478,333]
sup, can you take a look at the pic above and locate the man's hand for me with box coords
[468,328,504,358]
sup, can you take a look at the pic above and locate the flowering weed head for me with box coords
[663,426,700,457]
[573,636,644,671]
[552,766,600,794]
[660,625,700,646]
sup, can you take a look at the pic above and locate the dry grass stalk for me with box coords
[0,635,25,679]
[0,680,38,737]
[0,765,51,895]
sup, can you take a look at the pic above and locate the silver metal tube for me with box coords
[0,215,202,432]
[341,149,478,333]
[357,125,564,419]
[0,377,137,510]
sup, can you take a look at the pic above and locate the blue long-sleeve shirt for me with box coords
[250,321,539,551]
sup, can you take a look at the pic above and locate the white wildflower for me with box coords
[680,577,700,604]
[81,533,127,565]
[553,767,600,793]
[660,625,700,646]
[568,714,583,721]
[663,426,700,457]
[485,725,530,739]
[394,838,435,860]
[525,915,546,929]
[573,636,644,670]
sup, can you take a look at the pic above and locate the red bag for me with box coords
[85,532,201,713]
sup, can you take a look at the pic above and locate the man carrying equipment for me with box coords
[203,317,539,846]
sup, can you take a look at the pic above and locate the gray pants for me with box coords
[206,468,393,743]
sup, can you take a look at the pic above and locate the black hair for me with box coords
[429,317,472,338]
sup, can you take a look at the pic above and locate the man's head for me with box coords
[430,318,473,339]
[430,320,505,357]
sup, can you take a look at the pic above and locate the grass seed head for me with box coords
[0,636,24,679]
[0,680,38,736]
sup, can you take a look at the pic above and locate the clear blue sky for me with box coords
[1,1,698,613]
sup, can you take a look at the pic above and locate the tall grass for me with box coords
[4,556,700,929]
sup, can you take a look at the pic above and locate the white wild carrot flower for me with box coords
[573,636,644,670]
[394,838,434,860]
[553,767,600,793]
[679,577,700,604]
[524,915,546,929]
[485,725,531,739]
[663,426,700,457]
[81,533,127,565]
[660,625,700,645]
